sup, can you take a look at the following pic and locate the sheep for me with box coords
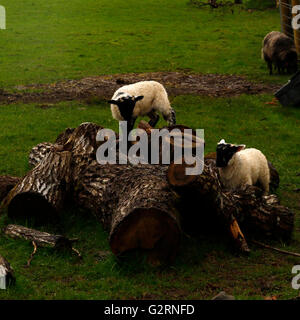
[262,31,298,75]
[108,81,176,133]
[216,139,270,194]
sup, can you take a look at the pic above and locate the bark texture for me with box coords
[75,161,181,263]
[0,176,21,202]
[3,224,73,250]
[2,149,72,223]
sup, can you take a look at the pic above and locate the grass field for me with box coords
[0,0,290,87]
[0,0,300,300]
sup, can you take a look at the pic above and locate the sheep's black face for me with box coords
[109,95,144,121]
[216,140,245,168]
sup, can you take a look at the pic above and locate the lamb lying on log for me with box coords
[0,254,15,289]
[167,159,294,241]
[216,139,270,195]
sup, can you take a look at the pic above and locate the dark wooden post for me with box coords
[280,0,294,39]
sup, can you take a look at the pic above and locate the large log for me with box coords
[74,161,181,264]
[28,127,75,167]
[167,160,294,240]
[0,254,15,289]
[2,148,72,224]
[0,176,21,202]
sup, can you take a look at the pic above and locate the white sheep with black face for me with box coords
[216,139,270,194]
[108,81,176,132]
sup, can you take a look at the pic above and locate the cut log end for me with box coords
[167,161,197,187]
[109,208,181,264]
[7,192,58,224]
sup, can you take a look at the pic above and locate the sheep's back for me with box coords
[263,31,295,60]
[237,148,269,182]
[117,81,169,117]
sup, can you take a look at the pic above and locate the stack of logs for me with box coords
[0,121,295,269]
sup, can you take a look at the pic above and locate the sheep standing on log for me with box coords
[109,81,176,133]
[216,139,270,194]
[262,31,298,75]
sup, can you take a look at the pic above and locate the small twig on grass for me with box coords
[27,241,38,267]
[72,247,82,259]
[251,239,300,258]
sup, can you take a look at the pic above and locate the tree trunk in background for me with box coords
[280,0,294,39]
[0,176,21,203]
[292,0,300,55]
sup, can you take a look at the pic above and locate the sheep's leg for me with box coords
[259,175,270,195]
[147,110,160,128]
[163,108,176,126]
[268,61,273,75]
[126,117,137,135]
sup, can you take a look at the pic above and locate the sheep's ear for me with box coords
[134,95,144,102]
[236,144,246,152]
[218,139,226,144]
[108,99,119,105]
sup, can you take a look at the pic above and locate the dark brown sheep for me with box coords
[262,31,298,75]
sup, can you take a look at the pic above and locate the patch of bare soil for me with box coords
[0,72,281,105]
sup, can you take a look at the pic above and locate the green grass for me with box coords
[0,0,299,301]
[0,95,299,300]
[0,0,291,88]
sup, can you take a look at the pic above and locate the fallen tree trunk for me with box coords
[167,160,294,241]
[3,224,74,250]
[28,127,75,168]
[1,121,293,263]
[75,161,181,264]
[0,254,15,289]
[0,176,21,202]
[2,149,72,224]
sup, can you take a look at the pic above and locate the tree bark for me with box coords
[28,127,75,167]
[167,160,294,241]
[74,161,181,264]
[2,149,72,224]
[0,254,15,289]
[3,224,73,250]
[0,176,21,203]
[29,142,54,167]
